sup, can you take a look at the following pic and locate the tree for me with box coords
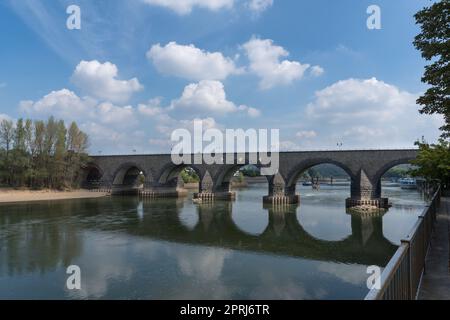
[43,117,57,186]
[0,119,14,156]
[413,0,450,138]
[10,119,30,187]
[66,122,89,187]
[53,120,67,189]
[181,168,199,184]
[0,117,89,190]
[33,120,45,157]
[32,120,47,188]
[241,165,260,177]
[24,119,33,154]
[14,119,27,152]
[0,119,15,185]
[411,139,450,189]
[307,168,320,179]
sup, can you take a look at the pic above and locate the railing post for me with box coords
[420,215,427,277]
[400,239,412,299]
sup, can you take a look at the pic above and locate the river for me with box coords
[0,184,427,299]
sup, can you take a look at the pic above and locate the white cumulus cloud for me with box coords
[238,105,261,117]
[310,65,324,77]
[71,60,143,104]
[302,78,443,148]
[171,80,260,117]
[19,89,137,128]
[19,89,97,120]
[247,0,273,13]
[142,0,274,15]
[96,102,136,126]
[138,98,165,117]
[179,117,220,131]
[147,42,240,81]
[0,113,13,122]
[306,78,416,122]
[242,37,311,89]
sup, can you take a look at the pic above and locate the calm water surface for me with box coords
[0,184,427,299]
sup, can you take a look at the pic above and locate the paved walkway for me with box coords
[418,197,450,300]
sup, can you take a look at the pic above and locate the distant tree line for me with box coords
[0,117,89,190]
[384,165,413,179]
[298,164,348,180]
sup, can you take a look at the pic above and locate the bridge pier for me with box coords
[190,171,237,202]
[346,170,389,210]
[263,174,300,205]
[193,191,236,201]
[136,173,187,198]
[346,198,389,211]
[139,183,187,198]
[139,188,182,198]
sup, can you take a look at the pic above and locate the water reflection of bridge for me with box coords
[128,199,397,266]
[0,198,397,276]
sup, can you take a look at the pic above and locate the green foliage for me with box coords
[301,164,348,180]
[181,168,199,184]
[410,139,450,188]
[0,119,14,153]
[235,171,244,183]
[0,117,89,190]
[413,0,450,138]
[240,165,260,177]
[138,173,146,185]
[384,165,413,179]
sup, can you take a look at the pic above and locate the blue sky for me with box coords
[0,0,443,154]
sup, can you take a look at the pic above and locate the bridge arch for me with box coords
[82,163,104,188]
[213,164,269,192]
[112,162,148,186]
[156,163,203,187]
[372,158,415,185]
[371,158,416,198]
[285,159,355,189]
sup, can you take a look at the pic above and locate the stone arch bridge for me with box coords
[83,149,418,208]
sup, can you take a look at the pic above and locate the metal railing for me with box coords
[365,186,441,300]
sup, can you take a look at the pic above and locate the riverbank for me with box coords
[0,189,109,204]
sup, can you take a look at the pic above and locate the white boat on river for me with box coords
[399,178,418,190]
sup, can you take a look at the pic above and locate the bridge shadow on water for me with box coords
[127,199,397,267]
[0,195,398,276]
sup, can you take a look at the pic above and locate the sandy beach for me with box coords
[0,189,109,204]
